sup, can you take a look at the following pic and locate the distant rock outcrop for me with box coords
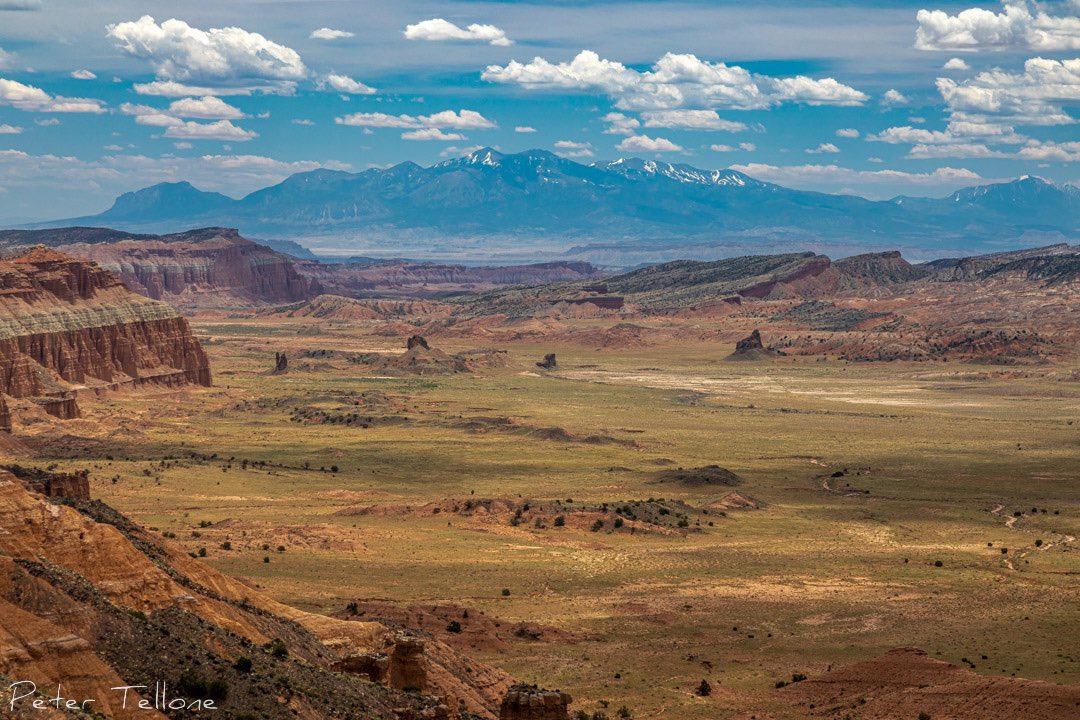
[499,685,571,720]
[537,353,557,370]
[835,250,929,287]
[271,351,288,374]
[407,335,431,351]
[726,330,781,361]
[4,465,91,500]
[653,464,743,487]
[0,247,211,427]
[389,635,428,691]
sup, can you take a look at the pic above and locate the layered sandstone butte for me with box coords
[499,685,571,720]
[0,471,512,718]
[15,227,316,308]
[0,247,211,427]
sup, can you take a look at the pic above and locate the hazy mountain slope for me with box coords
[33,150,1080,262]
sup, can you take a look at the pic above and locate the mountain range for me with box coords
[30,148,1080,265]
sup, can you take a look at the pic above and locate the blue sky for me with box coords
[0,0,1078,221]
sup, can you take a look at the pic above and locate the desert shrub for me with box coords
[234,656,252,673]
[554,515,565,527]
[696,679,711,696]
[207,679,228,700]
[177,669,207,698]
[265,638,288,659]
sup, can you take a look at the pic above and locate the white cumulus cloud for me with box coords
[0,77,106,113]
[164,119,256,141]
[404,18,512,46]
[806,142,841,153]
[0,123,22,134]
[402,128,465,141]
[915,1,1080,52]
[836,128,860,138]
[318,74,377,95]
[120,100,255,140]
[943,58,971,71]
[440,144,489,158]
[514,125,537,133]
[107,15,307,94]
[616,134,684,153]
[336,109,496,130]
[710,142,756,152]
[70,69,96,80]
[310,28,354,40]
[937,57,1080,125]
[641,109,746,131]
[601,112,640,135]
[553,140,594,158]
[132,80,291,97]
[167,96,246,119]
[483,50,866,111]
[882,89,909,106]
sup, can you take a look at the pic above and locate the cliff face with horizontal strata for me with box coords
[0,247,211,429]
[44,227,316,308]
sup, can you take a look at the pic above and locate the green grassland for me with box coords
[37,318,1080,718]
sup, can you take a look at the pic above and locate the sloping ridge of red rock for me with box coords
[0,246,211,429]
[0,471,513,718]
[774,647,1080,719]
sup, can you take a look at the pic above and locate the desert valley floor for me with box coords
[1,236,1079,719]
[12,321,1080,719]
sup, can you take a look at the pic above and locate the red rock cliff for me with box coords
[0,247,211,425]
[50,228,315,308]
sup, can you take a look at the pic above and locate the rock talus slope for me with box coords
[0,471,513,718]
